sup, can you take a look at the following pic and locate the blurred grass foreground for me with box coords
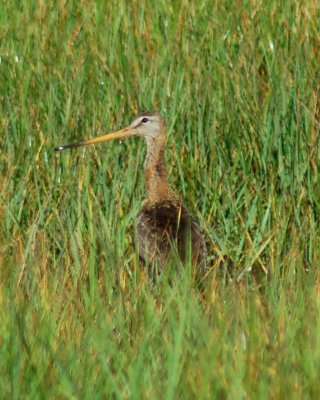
[0,1,319,398]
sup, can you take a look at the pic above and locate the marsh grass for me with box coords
[0,0,319,398]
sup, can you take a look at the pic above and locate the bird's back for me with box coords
[137,200,207,275]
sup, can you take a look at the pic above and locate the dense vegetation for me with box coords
[0,1,319,398]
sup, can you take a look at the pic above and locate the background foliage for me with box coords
[0,0,319,398]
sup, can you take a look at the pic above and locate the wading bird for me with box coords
[55,113,207,276]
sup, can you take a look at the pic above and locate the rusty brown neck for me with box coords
[144,136,176,204]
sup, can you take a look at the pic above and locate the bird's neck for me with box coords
[144,137,176,204]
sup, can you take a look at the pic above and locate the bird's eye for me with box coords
[141,117,149,123]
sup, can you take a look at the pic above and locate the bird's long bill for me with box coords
[54,127,134,152]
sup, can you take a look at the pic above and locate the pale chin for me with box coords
[144,133,158,142]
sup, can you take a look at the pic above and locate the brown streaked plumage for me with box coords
[55,112,207,276]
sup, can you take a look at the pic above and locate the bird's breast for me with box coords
[136,200,207,274]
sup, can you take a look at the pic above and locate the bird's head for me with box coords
[128,112,165,139]
[54,112,165,152]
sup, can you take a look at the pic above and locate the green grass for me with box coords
[1,0,320,398]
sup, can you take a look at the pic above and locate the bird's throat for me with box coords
[145,139,175,203]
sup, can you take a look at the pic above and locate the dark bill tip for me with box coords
[54,142,83,152]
